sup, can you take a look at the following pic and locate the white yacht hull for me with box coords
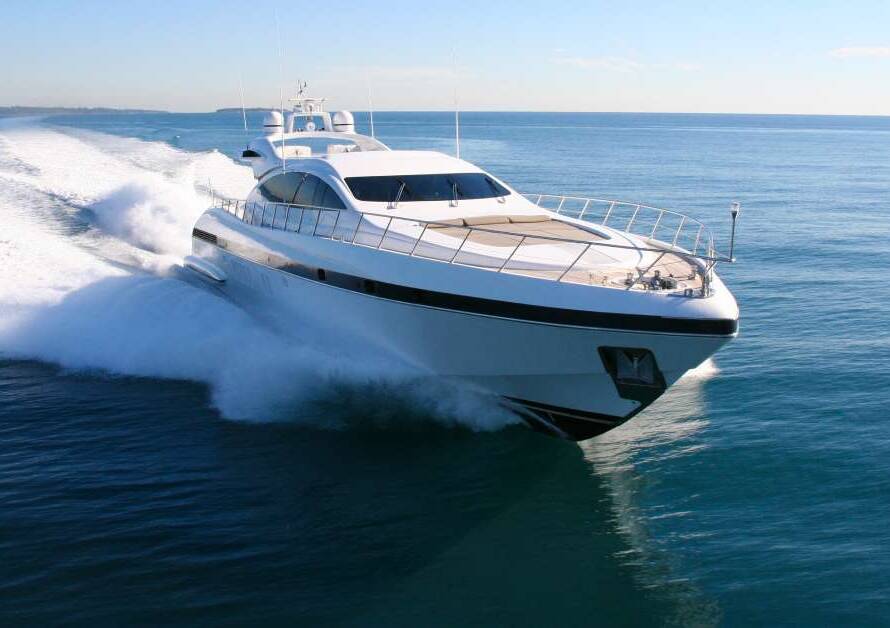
[191,210,737,440]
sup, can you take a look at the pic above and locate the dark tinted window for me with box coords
[260,172,305,203]
[452,174,510,199]
[294,175,319,206]
[321,185,346,209]
[261,173,345,209]
[347,176,402,203]
[346,174,510,202]
[312,177,327,207]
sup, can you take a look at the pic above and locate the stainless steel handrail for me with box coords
[210,194,731,295]
[524,193,717,258]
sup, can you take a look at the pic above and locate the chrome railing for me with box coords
[524,194,718,259]
[212,195,730,294]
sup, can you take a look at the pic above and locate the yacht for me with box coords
[187,93,740,440]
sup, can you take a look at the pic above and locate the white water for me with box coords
[0,120,517,431]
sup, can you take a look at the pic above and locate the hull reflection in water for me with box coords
[578,360,721,626]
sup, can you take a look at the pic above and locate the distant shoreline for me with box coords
[0,106,166,117]
[2,106,888,119]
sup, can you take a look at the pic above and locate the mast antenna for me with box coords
[367,78,376,138]
[238,74,249,143]
[452,50,460,159]
[275,7,286,173]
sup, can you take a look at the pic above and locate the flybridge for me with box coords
[241,87,389,179]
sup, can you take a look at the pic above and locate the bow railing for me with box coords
[210,194,731,295]
[524,194,719,259]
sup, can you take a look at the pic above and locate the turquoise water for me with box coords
[1,111,889,625]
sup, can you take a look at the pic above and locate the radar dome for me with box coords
[263,110,283,135]
[332,110,355,133]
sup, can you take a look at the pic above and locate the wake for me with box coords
[0,119,516,431]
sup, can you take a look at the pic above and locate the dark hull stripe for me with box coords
[503,397,630,442]
[504,396,625,426]
[192,230,738,336]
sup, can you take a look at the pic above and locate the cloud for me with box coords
[555,55,645,73]
[330,65,471,82]
[553,55,701,73]
[829,46,890,59]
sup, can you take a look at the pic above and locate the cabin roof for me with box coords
[321,150,483,178]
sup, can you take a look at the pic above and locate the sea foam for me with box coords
[0,121,516,431]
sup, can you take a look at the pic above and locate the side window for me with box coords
[294,174,319,206]
[320,184,346,209]
[260,172,305,203]
[311,179,327,207]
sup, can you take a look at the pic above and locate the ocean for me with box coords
[1,110,888,626]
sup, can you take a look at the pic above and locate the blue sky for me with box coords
[3,0,890,114]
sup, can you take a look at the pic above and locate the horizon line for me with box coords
[0,105,890,118]
[4,105,890,119]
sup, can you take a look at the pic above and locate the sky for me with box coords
[3,0,890,115]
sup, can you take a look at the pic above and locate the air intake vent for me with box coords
[192,228,217,245]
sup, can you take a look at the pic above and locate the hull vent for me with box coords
[192,228,218,245]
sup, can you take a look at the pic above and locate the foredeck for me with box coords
[422,216,701,291]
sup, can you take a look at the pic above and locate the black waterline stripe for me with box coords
[193,230,738,336]
[504,396,622,425]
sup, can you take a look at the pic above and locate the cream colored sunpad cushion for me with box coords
[427,218,468,229]
[463,215,511,226]
[508,214,552,223]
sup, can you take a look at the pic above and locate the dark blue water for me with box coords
[1,111,889,626]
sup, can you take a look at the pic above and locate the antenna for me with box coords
[274,8,286,173]
[366,78,376,138]
[238,74,248,143]
[452,50,460,159]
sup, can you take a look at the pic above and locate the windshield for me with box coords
[345,173,510,202]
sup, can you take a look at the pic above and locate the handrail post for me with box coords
[672,216,687,246]
[261,203,268,227]
[557,243,592,282]
[498,235,526,272]
[556,197,566,213]
[625,205,641,232]
[329,209,341,239]
[284,205,290,229]
[602,201,615,225]
[409,223,429,256]
[377,217,394,249]
[296,206,306,232]
[578,199,591,220]
[350,214,365,244]
[311,209,322,236]
[692,224,703,254]
[449,228,473,263]
[650,209,664,238]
